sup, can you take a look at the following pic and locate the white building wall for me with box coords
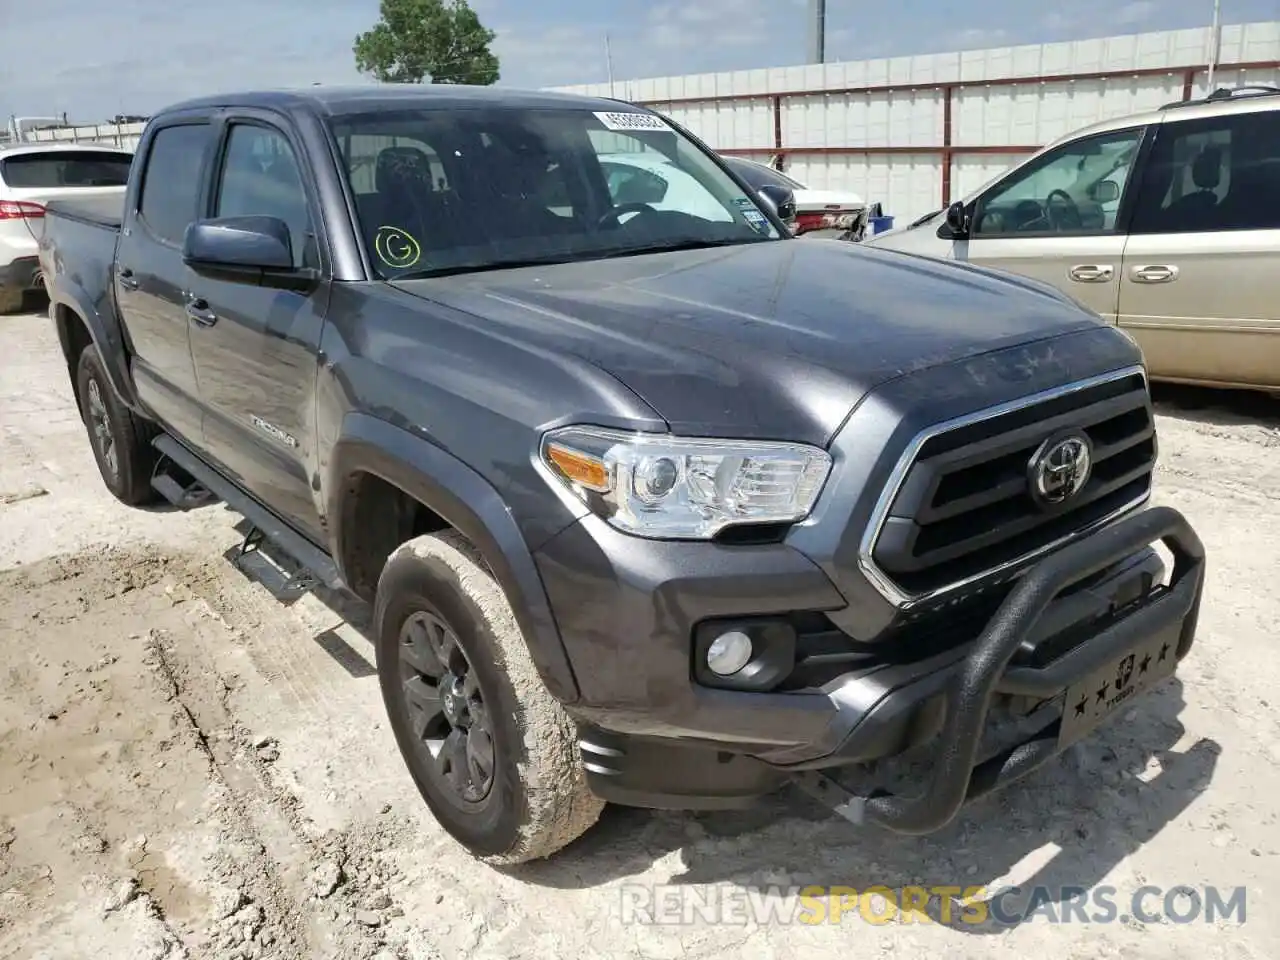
[554,21,1280,223]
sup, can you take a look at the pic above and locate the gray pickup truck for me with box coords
[39,85,1206,865]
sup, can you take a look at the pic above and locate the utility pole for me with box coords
[605,33,616,98]
[1206,0,1222,91]
[808,0,826,63]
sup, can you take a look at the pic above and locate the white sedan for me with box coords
[721,155,866,239]
[0,142,133,314]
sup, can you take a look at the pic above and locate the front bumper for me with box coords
[565,506,1204,833]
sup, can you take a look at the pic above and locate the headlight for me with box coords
[539,426,832,539]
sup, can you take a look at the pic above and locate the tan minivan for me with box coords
[866,86,1280,394]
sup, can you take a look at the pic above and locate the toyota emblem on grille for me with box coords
[1028,432,1092,507]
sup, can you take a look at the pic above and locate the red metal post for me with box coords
[941,84,954,206]
[1182,67,1196,100]
[772,95,784,171]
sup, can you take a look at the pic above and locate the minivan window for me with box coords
[329,106,779,280]
[215,124,313,268]
[0,150,132,188]
[973,128,1144,236]
[138,124,213,245]
[1129,111,1280,234]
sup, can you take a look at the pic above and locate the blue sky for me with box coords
[0,0,1272,121]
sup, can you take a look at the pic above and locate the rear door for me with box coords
[186,114,330,539]
[1118,107,1280,389]
[962,125,1150,322]
[114,121,216,442]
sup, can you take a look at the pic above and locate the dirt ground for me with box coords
[1,306,1278,960]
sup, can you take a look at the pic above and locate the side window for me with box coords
[215,125,313,267]
[973,128,1145,237]
[1130,111,1280,235]
[138,123,213,246]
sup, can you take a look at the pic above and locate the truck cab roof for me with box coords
[158,84,643,120]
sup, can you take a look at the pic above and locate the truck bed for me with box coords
[44,194,124,230]
[40,197,123,328]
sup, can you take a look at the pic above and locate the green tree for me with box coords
[353,0,500,86]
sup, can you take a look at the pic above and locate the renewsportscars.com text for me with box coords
[618,883,1248,927]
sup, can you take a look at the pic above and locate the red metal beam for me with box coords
[637,59,1280,109]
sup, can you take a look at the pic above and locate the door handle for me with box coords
[1130,264,1178,284]
[185,297,218,327]
[118,267,139,291]
[1068,264,1114,283]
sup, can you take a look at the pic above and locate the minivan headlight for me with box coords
[539,426,831,539]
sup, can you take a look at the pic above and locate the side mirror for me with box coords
[1089,179,1120,204]
[943,200,969,238]
[183,216,313,289]
[756,184,797,230]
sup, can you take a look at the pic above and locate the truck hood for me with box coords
[391,239,1106,446]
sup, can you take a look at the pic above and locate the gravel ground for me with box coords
[1,307,1278,959]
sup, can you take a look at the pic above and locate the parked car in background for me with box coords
[866,85,1280,395]
[722,155,866,239]
[0,142,132,314]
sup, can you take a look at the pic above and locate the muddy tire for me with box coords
[0,287,24,315]
[374,530,603,864]
[76,344,159,506]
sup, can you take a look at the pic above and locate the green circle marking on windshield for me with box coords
[375,226,422,269]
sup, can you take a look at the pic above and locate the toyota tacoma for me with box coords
[38,85,1205,864]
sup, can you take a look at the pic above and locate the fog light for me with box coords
[706,630,753,676]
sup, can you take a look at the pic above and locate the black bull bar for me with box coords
[795,505,1206,834]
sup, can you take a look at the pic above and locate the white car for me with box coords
[721,155,866,238]
[0,142,133,314]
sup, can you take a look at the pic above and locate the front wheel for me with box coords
[374,530,603,864]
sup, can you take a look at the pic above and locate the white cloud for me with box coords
[1115,1,1158,26]
[954,27,1011,49]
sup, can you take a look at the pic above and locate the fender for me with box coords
[51,281,142,412]
[327,412,581,704]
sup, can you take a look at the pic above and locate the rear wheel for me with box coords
[374,530,603,864]
[0,287,24,315]
[75,345,159,506]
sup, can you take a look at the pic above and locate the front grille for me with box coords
[868,370,1155,598]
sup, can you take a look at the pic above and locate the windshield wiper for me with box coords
[598,236,767,259]
[392,255,577,280]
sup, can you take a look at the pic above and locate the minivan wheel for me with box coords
[374,530,603,864]
[75,345,159,506]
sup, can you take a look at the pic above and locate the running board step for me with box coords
[151,468,217,510]
[152,434,343,591]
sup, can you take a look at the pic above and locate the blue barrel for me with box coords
[869,215,895,235]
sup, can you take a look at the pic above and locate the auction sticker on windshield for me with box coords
[594,111,670,132]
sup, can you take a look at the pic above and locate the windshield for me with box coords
[329,106,781,279]
[0,150,132,188]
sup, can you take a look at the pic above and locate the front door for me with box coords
[961,125,1149,323]
[187,117,330,541]
[1118,108,1280,390]
[113,121,215,443]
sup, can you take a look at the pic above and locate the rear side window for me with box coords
[138,123,212,245]
[1129,110,1280,234]
[0,150,132,188]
